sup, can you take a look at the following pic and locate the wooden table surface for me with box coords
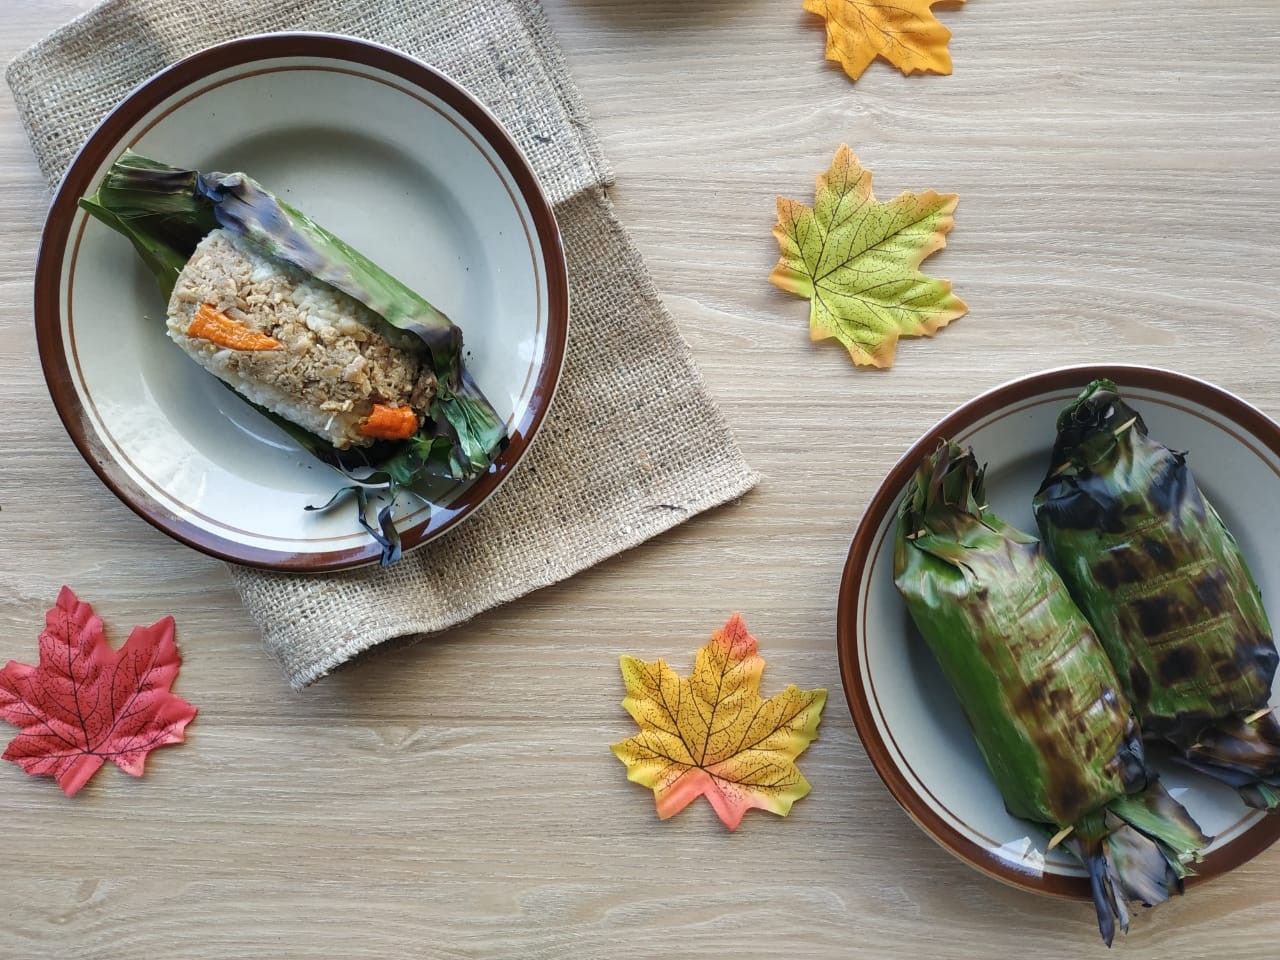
[3,1,1279,956]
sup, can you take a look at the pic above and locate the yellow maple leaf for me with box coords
[770,144,966,368]
[804,0,966,80]
[610,614,826,830]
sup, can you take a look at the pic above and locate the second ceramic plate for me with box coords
[838,364,1280,898]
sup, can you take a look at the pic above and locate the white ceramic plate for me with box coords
[838,365,1280,898]
[35,33,568,571]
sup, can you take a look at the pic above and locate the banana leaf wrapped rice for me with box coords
[1034,380,1280,809]
[895,441,1208,944]
[79,152,508,564]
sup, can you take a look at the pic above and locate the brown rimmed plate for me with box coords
[35,33,568,571]
[838,364,1280,898]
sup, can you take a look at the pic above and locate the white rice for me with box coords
[166,229,435,449]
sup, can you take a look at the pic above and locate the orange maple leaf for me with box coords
[610,615,826,830]
[805,0,966,80]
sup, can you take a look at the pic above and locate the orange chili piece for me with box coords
[187,304,281,351]
[359,403,419,440]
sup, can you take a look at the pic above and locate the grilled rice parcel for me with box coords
[895,441,1209,945]
[1035,380,1280,808]
[79,152,507,563]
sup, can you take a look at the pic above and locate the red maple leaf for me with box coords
[0,587,197,795]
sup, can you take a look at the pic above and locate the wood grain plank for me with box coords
[1,0,1278,956]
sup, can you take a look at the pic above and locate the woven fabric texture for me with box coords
[8,0,757,687]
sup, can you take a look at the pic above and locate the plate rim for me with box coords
[33,31,570,572]
[836,362,1280,900]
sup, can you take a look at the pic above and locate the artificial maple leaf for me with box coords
[610,614,826,830]
[805,0,966,80]
[0,587,197,796]
[770,144,966,368]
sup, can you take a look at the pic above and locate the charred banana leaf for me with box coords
[896,441,1208,945]
[1034,380,1280,809]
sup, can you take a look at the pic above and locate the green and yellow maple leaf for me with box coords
[770,144,966,368]
[805,0,966,80]
[610,614,826,830]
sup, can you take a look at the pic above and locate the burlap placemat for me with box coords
[8,0,757,688]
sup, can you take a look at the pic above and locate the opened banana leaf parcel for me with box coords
[79,152,508,564]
